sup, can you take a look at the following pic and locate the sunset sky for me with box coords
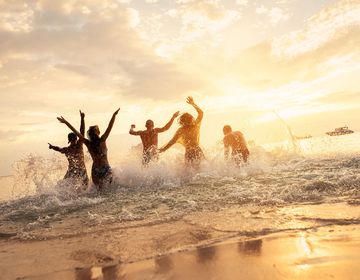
[1,0,360,175]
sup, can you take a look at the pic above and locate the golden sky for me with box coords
[1,0,360,174]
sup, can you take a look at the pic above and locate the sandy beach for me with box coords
[1,0,360,278]
[1,202,359,279]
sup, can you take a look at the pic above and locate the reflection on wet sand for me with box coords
[30,226,360,280]
[238,239,263,256]
[155,255,173,274]
[196,245,217,263]
[74,265,122,280]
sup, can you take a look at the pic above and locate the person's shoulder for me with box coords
[225,132,235,138]
[195,118,202,125]
[234,131,244,136]
[223,134,231,142]
[75,141,84,148]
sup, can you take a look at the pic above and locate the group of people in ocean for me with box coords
[48,97,249,190]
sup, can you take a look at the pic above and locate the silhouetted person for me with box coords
[159,97,204,169]
[223,125,249,166]
[57,108,120,190]
[129,111,179,165]
[48,110,88,189]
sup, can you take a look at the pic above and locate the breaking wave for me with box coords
[1,133,360,240]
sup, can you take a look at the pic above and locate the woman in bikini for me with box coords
[57,108,120,190]
[159,97,204,169]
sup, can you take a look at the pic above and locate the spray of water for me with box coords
[272,111,301,154]
[1,133,359,241]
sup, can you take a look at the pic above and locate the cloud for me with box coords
[223,24,360,89]
[118,57,202,99]
[235,0,248,6]
[318,90,360,104]
[0,0,359,152]
[0,129,36,142]
[0,0,204,103]
[167,0,240,42]
[272,0,360,57]
[0,1,34,33]
[255,5,290,25]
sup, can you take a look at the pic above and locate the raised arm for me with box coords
[57,116,88,144]
[159,128,182,153]
[129,124,142,136]
[186,96,203,124]
[156,111,180,133]
[101,108,120,141]
[79,110,85,136]
[48,143,65,154]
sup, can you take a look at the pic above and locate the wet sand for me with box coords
[1,203,360,279]
[6,225,360,280]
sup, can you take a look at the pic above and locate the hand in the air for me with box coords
[57,116,67,124]
[80,110,85,118]
[173,111,180,118]
[186,96,195,105]
[113,108,120,115]
[48,143,53,150]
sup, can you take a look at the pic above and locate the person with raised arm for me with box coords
[129,111,180,165]
[57,108,120,190]
[48,110,89,189]
[223,125,249,166]
[159,97,204,169]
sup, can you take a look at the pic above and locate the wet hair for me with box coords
[87,125,100,141]
[68,132,77,143]
[179,113,194,127]
[223,125,232,134]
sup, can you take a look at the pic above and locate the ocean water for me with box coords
[1,133,360,241]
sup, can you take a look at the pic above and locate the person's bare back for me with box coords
[57,108,120,190]
[159,97,204,169]
[48,111,88,188]
[223,125,249,165]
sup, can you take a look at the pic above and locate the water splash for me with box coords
[1,134,360,239]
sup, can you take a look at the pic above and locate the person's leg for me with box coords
[186,147,203,171]
[91,165,101,190]
[80,169,89,190]
[232,150,243,167]
[98,165,112,190]
[142,151,150,166]
[63,169,72,180]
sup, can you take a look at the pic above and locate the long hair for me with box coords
[179,113,194,127]
[87,125,100,142]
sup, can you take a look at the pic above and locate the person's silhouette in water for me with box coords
[48,110,89,189]
[223,125,249,166]
[159,96,204,169]
[129,111,179,165]
[57,108,120,190]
